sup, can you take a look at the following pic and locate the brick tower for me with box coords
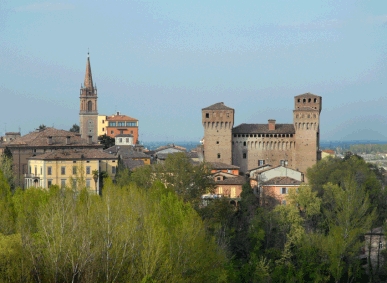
[293,93,322,174]
[79,53,98,142]
[202,102,234,164]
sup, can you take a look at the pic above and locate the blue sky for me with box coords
[0,0,386,142]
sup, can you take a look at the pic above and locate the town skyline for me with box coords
[1,1,386,142]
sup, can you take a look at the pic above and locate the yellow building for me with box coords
[25,149,117,193]
[98,115,108,136]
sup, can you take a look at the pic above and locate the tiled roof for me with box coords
[295,92,321,98]
[123,159,145,170]
[322,149,335,154]
[208,162,240,170]
[233,123,295,134]
[262,176,301,186]
[5,127,101,147]
[155,144,186,152]
[106,114,138,121]
[28,149,116,160]
[104,145,150,159]
[202,102,234,111]
[215,175,246,185]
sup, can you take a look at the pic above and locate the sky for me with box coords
[0,0,386,143]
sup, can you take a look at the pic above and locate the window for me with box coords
[118,122,125,126]
[61,166,66,175]
[108,122,116,126]
[119,138,122,143]
[243,153,246,159]
[280,160,288,166]
[61,179,66,188]
[205,113,209,118]
[281,188,288,194]
[216,141,219,144]
[243,141,246,146]
[258,160,265,166]
[112,166,116,174]
[48,179,52,187]
[217,153,221,159]
[48,166,52,175]
[379,241,383,249]
[126,122,136,126]
[86,166,91,174]
[217,177,221,181]
[102,127,105,131]
[111,130,114,134]
[130,131,133,134]
[40,167,42,175]
[126,138,129,143]
[86,179,91,188]
[73,166,77,174]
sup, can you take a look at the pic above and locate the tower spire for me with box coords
[84,51,93,89]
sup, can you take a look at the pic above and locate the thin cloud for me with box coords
[15,2,75,12]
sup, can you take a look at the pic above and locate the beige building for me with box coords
[201,93,322,175]
[25,148,117,193]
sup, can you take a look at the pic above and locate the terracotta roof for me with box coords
[208,162,240,170]
[5,127,101,147]
[322,149,335,154]
[215,175,246,185]
[233,123,295,134]
[106,114,138,121]
[262,176,301,186]
[28,149,116,161]
[295,92,321,98]
[202,102,234,111]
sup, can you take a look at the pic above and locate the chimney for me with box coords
[117,111,120,115]
[47,136,53,145]
[268,119,276,131]
[66,136,71,145]
[88,135,92,145]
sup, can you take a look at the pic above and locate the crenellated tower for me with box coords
[293,93,322,174]
[79,53,98,142]
[202,102,234,164]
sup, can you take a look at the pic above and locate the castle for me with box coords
[202,93,322,175]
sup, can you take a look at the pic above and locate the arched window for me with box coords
[87,101,93,111]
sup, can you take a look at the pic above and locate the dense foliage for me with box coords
[0,153,385,282]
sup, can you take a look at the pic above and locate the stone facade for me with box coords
[79,53,98,142]
[202,93,322,175]
[202,102,234,165]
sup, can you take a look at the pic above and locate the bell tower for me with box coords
[79,53,98,142]
[293,93,322,174]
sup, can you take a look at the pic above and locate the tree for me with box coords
[38,124,46,130]
[0,147,14,191]
[98,134,115,150]
[69,124,80,133]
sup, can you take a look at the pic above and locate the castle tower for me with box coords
[202,102,234,164]
[293,93,322,174]
[79,53,98,142]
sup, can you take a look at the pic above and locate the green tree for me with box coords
[98,134,115,149]
[69,123,80,133]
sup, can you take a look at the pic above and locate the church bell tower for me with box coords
[79,53,98,142]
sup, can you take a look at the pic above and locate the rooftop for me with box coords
[28,148,116,160]
[233,123,295,134]
[202,102,234,111]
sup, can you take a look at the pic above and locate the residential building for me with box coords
[99,112,139,143]
[25,148,118,192]
[201,93,322,175]
[0,127,103,188]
